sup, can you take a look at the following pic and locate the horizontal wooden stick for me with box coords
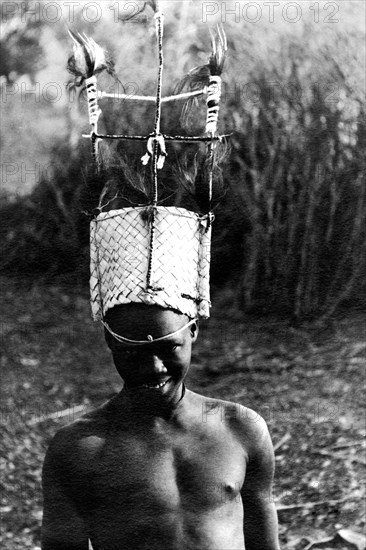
[82,132,230,142]
[98,88,206,103]
[164,134,230,141]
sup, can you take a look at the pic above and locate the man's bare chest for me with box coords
[75,425,246,512]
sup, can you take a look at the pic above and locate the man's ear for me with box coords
[190,320,199,343]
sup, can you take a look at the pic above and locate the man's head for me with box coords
[104,304,198,407]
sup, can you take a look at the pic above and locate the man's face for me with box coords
[105,305,198,405]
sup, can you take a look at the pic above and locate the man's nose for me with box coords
[146,354,167,373]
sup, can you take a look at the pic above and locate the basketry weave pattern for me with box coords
[90,206,212,320]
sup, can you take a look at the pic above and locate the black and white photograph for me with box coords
[1,1,365,549]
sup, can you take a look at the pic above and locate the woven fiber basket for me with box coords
[90,206,212,320]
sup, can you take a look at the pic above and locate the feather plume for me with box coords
[81,149,151,215]
[79,163,109,218]
[195,142,228,213]
[67,29,116,89]
[176,24,227,128]
[208,24,227,76]
[176,25,227,95]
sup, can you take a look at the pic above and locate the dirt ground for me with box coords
[1,277,365,550]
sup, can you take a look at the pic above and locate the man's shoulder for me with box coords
[193,391,270,454]
[196,391,264,427]
[45,400,113,465]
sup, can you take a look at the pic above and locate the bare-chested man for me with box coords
[42,304,280,550]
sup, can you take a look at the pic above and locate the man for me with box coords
[43,14,279,545]
[42,302,280,549]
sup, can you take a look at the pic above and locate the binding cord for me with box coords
[146,206,156,289]
[146,3,164,290]
[152,3,165,205]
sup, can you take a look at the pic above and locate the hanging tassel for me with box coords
[194,144,228,214]
[175,143,229,214]
[92,155,150,213]
[141,136,167,170]
[141,138,154,166]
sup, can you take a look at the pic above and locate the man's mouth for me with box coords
[140,378,171,390]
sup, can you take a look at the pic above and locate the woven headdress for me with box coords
[67,2,228,340]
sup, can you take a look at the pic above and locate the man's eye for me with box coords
[116,348,137,356]
[126,349,138,356]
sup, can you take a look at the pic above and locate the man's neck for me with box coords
[117,382,187,421]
